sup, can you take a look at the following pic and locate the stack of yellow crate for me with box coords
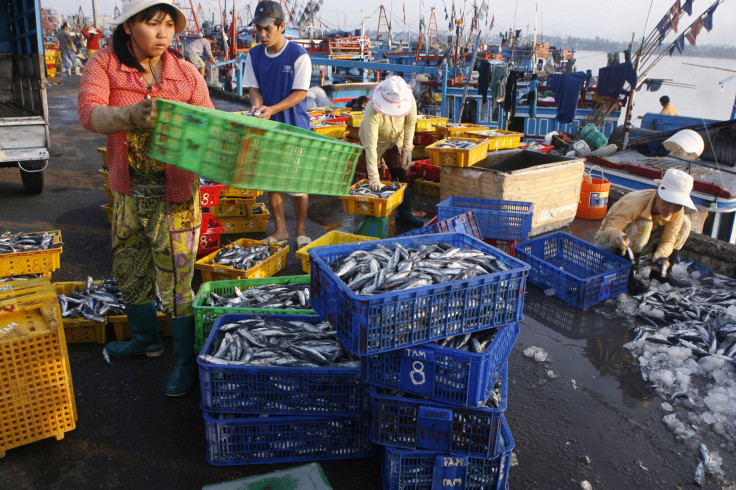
[211,188,270,234]
[0,278,76,457]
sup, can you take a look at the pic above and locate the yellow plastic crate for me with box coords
[211,198,261,218]
[412,146,427,160]
[98,169,114,204]
[339,180,407,218]
[461,129,523,151]
[97,147,107,168]
[426,137,489,167]
[416,115,448,133]
[312,124,347,139]
[414,178,441,198]
[53,281,107,344]
[295,231,378,273]
[434,123,486,139]
[0,288,76,458]
[195,239,289,283]
[220,187,263,199]
[109,313,169,341]
[348,114,364,128]
[0,231,63,277]
[46,66,56,78]
[218,204,270,234]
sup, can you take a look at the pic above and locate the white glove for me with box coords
[401,149,413,170]
[608,229,629,250]
[369,178,383,192]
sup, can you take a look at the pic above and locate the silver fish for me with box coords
[205,283,311,310]
[214,243,280,271]
[0,230,62,254]
[350,182,401,199]
[57,277,126,321]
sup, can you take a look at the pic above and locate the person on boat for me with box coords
[183,32,216,77]
[594,168,695,293]
[243,0,313,249]
[659,95,678,116]
[82,25,103,59]
[77,0,214,396]
[359,75,423,227]
[347,96,368,112]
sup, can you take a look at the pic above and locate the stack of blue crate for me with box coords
[197,313,374,466]
[308,232,530,489]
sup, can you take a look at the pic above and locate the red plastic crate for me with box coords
[413,132,435,147]
[200,212,225,235]
[200,183,228,208]
[414,160,440,182]
[326,116,349,124]
[483,238,518,257]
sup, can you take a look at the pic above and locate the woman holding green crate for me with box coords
[78,0,214,397]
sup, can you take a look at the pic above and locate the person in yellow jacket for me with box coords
[359,76,423,227]
[594,168,695,293]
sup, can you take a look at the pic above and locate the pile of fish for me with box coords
[0,275,42,282]
[213,243,278,271]
[0,231,61,254]
[204,282,311,310]
[436,328,498,353]
[199,317,358,367]
[57,277,125,322]
[199,177,217,186]
[632,285,736,365]
[434,139,483,149]
[330,242,510,295]
[350,182,401,199]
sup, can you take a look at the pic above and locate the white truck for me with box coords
[0,0,49,194]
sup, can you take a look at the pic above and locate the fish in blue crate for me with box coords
[199,316,358,368]
[330,242,510,295]
[204,282,311,309]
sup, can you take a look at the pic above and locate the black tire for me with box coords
[20,160,45,194]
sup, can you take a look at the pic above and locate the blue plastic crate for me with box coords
[368,382,507,458]
[198,313,364,415]
[399,211,483,240]
[437,196,534,241]
[360,323,517,407]
[203,411,374,466]
[308,232,529,355]
[514,232,631,309]
[380,416,514,490]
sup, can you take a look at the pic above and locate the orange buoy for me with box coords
[577,165,611,220]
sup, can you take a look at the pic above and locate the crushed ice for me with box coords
[523,346,549,362]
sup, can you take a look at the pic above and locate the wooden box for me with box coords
[440,149,584,236]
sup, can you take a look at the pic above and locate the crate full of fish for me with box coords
[198,313,363,415]
[415,115,448,133]
[309,232,529,355]
[195,238,288,283]
[0,230,63,277]
[192,275,315,352]
[369,385,506,458]
[218,204,270,234]
[437,196,534,242]
[203,411,373,466]
[361,323,516,407]
[399,211,483,240]
[514,231,631,309]
[296,231,378,274]
[53,279,121,344]
[340,180,407,218]
[380,417,514,490]
[461,129,523,151]
[426,137,490,168]
[434,122,485,139]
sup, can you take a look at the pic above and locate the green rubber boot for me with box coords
[165,316,197,397]
[105,300,163,358]
[396,188,424,228]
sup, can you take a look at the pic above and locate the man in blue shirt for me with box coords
[243,1,313,249]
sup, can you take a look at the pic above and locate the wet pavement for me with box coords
[1,76,734,489]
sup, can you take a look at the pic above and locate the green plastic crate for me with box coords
[192,275,315,352]
[149,100,362,196]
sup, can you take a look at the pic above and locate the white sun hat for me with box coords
[371,76,414,117]
[115,0,187,33]
[657,168,696,211]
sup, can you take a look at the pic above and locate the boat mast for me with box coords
[622,0,654,150]
[532,0,538,71]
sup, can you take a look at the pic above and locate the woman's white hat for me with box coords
[371,76,414,117]
[115,0,187,33]
[657,168,696,211]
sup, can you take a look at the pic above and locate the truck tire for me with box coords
[20,160,46,194]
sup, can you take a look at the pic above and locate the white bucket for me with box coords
[663,129,704,161]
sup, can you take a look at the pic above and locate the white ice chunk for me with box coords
[661,402,673,412]
[523,346,549,363]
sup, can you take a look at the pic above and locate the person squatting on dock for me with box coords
[183,32,216,77]
[359,76,424,227]
[594,168,695,294]
[243,0,313,249]
[78,0,214,396]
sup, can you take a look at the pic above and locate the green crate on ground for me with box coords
[192,275,314,352]
[149,100,362,196]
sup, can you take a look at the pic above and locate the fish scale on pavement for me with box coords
[329,242,510,295]
[205,282,311,310]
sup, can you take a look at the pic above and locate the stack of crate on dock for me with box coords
[209,188,269,236]
[307,232,530,489]
[0,277,76,458]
